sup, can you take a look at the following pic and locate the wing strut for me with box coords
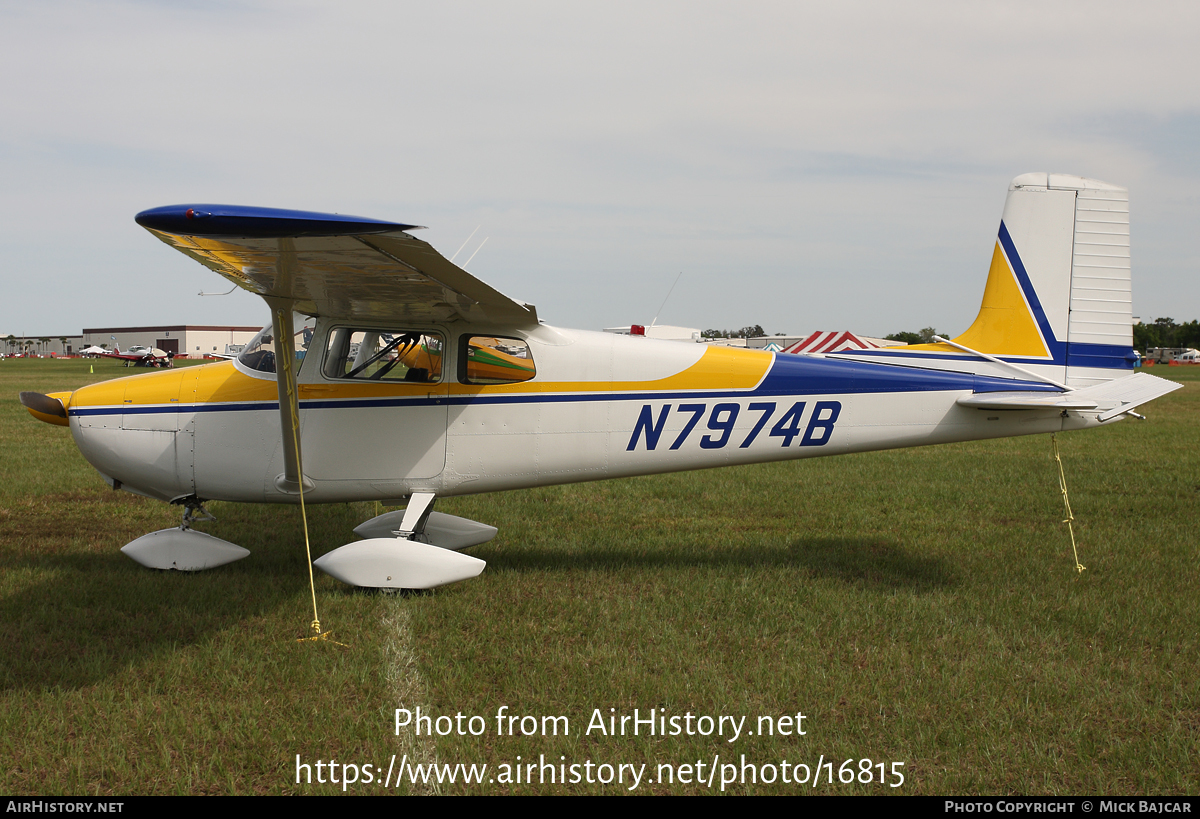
[268,299,313,494]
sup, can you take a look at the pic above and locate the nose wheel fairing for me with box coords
[120,500,248,571]
[121,528,250,572]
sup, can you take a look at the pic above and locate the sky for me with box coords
[2,1,1198,339]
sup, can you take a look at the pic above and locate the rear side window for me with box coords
[459,336,535,384]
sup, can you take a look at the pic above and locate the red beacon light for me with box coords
[630,325,645,336]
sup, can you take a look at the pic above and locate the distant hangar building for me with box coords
[82,325,262,358]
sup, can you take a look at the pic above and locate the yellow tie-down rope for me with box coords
[1051,434,1086,575]
[274,307,345,646]
[288,375,331,643]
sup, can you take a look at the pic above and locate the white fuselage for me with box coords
[65,320,1099,506]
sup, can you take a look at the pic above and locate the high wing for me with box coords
[134,205,538,326]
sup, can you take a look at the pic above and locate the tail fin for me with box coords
[905,173,1135,387]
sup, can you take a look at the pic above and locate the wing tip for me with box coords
[135,205,420,238]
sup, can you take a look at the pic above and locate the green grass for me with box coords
[1,358,1196,794]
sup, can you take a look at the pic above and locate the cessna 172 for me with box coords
[20,173,1182,590]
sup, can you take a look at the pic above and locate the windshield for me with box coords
[237,314,316,374]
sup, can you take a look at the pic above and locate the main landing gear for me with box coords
[313,493,491,589]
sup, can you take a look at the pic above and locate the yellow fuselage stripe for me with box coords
[68,346,774,409]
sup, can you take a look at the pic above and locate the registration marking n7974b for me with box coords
[626,400,842,451]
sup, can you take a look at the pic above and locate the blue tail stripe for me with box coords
[997,220,1066,363]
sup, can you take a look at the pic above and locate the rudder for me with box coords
[1002,172,1133,386]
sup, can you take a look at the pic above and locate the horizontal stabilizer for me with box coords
[353,510,498,551]
[314,539,486,589]
[956,393,1098,411]
[958,372,1181,416]
[1087,372,1184,420]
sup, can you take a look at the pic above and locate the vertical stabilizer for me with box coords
[898,173,1134,387]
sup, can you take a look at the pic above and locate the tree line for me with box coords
[1132,318,1200,352]
[884,319,1199,352]
[702,325,769,339]
[884,327,944,345]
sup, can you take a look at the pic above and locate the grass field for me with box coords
[1,357,1196,795]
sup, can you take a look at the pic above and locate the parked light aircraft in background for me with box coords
[96,343,174,368]
[20,174,1181,590]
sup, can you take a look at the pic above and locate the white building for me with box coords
[81,325,262,358]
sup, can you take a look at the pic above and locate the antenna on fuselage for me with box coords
[650,271,683,328]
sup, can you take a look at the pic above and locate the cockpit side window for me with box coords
[237,315,316,374]
[323,329,444,383]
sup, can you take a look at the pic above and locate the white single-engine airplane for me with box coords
[20,173,1182,590]
[97,343,174,368]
